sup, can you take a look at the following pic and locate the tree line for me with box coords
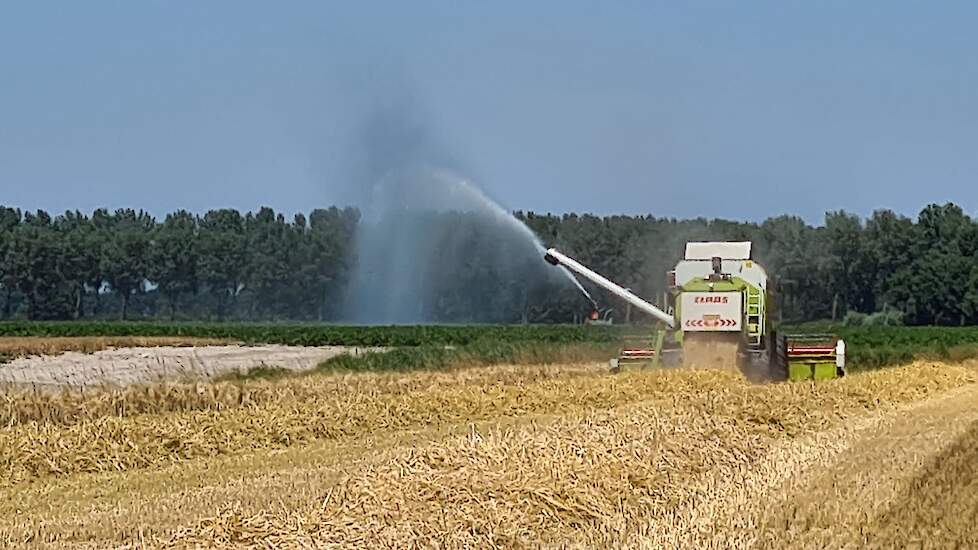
[520,203,978,326]
[0,203,974,325]
[0,207,358,321]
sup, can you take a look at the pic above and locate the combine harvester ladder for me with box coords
[746,285,763,347]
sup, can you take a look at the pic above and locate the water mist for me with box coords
[343,166,592,324]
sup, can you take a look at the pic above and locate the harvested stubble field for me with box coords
[1,358,976,548]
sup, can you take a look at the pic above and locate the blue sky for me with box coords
[1,1,976,223]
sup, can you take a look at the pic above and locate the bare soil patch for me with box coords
[0,344,372,390]
[0,336,229,359]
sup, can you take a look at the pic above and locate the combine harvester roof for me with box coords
[684,241,752,261]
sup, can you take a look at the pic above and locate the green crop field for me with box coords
[0,321,620,347]
[3,321,978,372]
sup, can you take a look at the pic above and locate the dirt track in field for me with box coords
[0,344,375,390]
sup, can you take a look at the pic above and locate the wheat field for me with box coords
[0,358,975,548]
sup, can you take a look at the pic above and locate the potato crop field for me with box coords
[0,322,620,347]
[5,321,978,370]
[0,323,976,548]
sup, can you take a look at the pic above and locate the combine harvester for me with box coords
[545,242,845,382]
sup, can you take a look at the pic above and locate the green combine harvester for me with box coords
[545,242,845,382]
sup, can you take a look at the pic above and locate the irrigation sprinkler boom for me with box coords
[544,248,675,328]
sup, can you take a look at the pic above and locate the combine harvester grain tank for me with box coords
[544,242,845,382]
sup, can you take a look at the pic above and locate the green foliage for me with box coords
[10,211,77,320]
[101,209,155,320]
[842,310,904,328]
[312,340,620,374]
[0,321,620,347]
[842,311,868,327]
[862,310,904,327]
[221,331,619,380]
[196,209,248,320]
[220,365,291,381]
[150,210,199,320]
[0,202,976,325]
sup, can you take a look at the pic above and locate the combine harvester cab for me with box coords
[670,241,770,379]
[544,243,846,382]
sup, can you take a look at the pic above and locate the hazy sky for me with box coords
[2,1,976,223]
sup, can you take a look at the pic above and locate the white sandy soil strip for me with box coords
[0,345,376,390]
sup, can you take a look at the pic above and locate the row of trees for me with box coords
[0,203,974,324]
[0,207,358,321]
[519,203,978,325]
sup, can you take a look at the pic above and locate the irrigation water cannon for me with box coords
[544,249,674,327]
[544,242,845,382]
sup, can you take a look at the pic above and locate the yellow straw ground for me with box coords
[0,360,974,548]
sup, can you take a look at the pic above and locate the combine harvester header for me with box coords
[545,242,845,382]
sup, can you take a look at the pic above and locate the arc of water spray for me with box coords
[431,170,597,308]
[357,166,599,319]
